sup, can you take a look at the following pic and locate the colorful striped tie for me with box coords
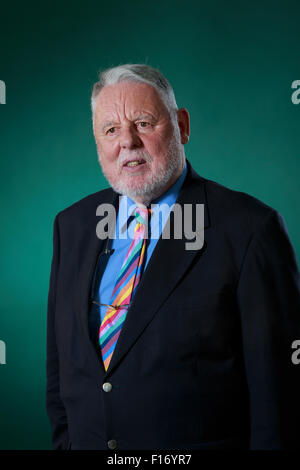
[99,206,151,371]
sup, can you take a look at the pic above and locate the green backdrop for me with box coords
[0,0,299,450]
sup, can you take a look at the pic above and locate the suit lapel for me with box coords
[75,189,120,376]
[105,161,211,376]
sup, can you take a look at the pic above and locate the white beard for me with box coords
[98,130,184,204]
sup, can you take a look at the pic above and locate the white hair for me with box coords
[91,64,178,120]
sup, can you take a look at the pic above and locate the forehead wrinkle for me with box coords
[101,105,159,126]
[121,83,163,119]
[123,97,161,122]
[96,82,166,127]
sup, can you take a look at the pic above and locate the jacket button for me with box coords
[107,439,117,450]
[102,382,112,392]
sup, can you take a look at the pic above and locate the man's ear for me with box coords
[176,108,190,144]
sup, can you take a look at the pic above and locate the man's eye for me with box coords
[138,121,150,128]
[107,127,117,134]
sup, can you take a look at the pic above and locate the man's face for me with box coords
[93,81,187,204]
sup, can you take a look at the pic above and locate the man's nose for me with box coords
[119,125,142,149]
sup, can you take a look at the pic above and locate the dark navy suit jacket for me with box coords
[46,160,300,450]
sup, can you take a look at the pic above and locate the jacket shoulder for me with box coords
[202,175,278,224]
[188,162,276,221]
[55,187,117,225]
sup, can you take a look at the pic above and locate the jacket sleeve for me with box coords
[236,209,300,449]
[46,214,70,450]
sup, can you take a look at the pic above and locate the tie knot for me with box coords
[134,206,152,225]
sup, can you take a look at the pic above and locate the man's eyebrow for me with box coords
[100,114,156,132]
[101,121,119,132]
[135,113,156,122]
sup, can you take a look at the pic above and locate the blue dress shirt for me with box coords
[91,160,187,332]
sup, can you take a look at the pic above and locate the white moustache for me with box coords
[118,151,152,168]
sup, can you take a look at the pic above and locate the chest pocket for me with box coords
[158,291,238,358]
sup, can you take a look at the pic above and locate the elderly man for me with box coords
[46,64,300,450]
